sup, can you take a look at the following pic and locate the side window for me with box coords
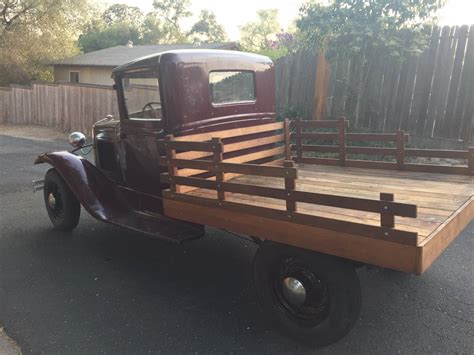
[122,77,162,121]
[209,71,255,105]
[69,71,80,83]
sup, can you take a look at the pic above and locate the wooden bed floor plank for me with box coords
[234,175,469,212]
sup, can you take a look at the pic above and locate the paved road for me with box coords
[0,134,473,354]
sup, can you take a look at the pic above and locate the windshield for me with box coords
[122,76,161,121]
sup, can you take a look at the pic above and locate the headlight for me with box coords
[68,132,86,148]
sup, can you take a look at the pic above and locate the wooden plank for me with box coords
[301,132,339,140]
[168,175,417,218]
[417,197,474,274]
[444,25,470,138]
[403,163,471,175]
[414,27,441,136]
[404,149,469,159]
[174,122,284,142]
[346,146,396,156]
[157,140,218,152]
[284,160,296,212]
[284,118,291,160]
[224,146,285,164]
[160,159,297,179]
[163,199,420,272]
[345,133,408,142]
[175,133,284,160]
[380,193,395,227]
[299,119,348,128]
[212,138,226,201]
[163,192,418,245]
[458,25,474,141]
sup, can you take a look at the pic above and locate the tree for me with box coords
[102,4,143,27]
[78,22,142,53]
[0,0,92,85]
[188,10,226,43]
[297,0,447,61]
[152,0,191,43]
[141,13,163,45]
[240,9,280,51]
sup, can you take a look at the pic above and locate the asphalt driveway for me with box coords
[0,133,473,354]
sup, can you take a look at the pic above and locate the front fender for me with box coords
[35,151,128,222]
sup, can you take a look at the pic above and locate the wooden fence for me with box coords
[275,25,474,144]
[0,82,119,133]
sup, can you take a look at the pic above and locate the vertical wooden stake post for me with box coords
[295,118,302,163]
[212,137,225,201]
[468,147,474,175]
[284,118,291,160]
[165,135,180,193]
[380,193,394,228]
[396,131,405,170]
[284,160,296,213]
[338,118,346,166]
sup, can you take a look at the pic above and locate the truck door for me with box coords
[116,74,167,199]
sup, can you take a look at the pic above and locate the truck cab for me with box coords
[93,50,276,201]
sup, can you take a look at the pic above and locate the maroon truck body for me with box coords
[36,49,277,239]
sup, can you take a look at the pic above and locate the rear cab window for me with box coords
[209,71,256,105]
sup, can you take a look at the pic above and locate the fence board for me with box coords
[275,24,474,144]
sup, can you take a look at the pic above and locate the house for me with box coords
[51,42,239,86]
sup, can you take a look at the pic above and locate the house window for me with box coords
[209,71,255,105]
[69,71,80,83]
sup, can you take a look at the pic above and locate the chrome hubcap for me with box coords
[282,277,306,307]
[48,193,56,209]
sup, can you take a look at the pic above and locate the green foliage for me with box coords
[0,0,92,86]
[240,9,281,51]
[188,10,227,43]
[152,0,192,43]
[297,0,446,61]
[102,4,144,27]
[78,22,142,53]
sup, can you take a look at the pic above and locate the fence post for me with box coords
[165,135,180,193]
[212,137,226,201]
[469,147,474,175]
[284,118,291,160]
[396,131,405,170]
[380,193,394,228]
[338,117,346,166]
[295,118,303,163]
[284,160,296,213]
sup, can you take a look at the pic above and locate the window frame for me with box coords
[120,69,163,123]
[209,70,257,107]
[69,71,80,83]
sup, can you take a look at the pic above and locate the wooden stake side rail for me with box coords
[158,127,419,246]
[290,118,474,176]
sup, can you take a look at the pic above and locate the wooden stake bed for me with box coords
[158,120,474,274]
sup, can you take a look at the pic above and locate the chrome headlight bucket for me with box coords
[68,132,86,148]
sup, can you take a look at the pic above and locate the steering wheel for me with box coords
[142,102,161,119]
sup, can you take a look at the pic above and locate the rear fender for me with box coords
[35,151,128,221]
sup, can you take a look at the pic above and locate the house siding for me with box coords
[54,66,115,86]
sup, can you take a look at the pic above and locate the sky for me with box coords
[104,0,474,41]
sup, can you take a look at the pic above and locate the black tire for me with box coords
[43,169,80,231]
[254,241,361,347]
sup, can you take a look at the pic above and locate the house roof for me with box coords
[51,42,239,67]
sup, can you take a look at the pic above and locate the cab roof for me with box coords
[111,49,272,75]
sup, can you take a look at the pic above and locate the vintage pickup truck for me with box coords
[34,49,474,346]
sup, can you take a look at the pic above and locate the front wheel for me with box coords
[254,241,361,347]
[43,169,80,231]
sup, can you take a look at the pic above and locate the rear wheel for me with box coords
[254,241,361,347]
[44,169,80,231]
